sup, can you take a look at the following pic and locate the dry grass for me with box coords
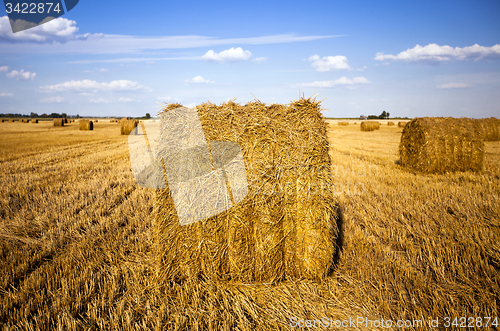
[399,117,484,173]
[0,118,499,330]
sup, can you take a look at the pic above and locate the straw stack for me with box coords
[360,121,379,131]
[477,117,500,141]
[154,98,339,283]
[79,120,93,131]
[53,118,64,126]
[399,117,484,173]
[388,122,395,126]
[120,119,138,135]
[31,119,38,123]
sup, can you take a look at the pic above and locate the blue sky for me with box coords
[1,0,499,118]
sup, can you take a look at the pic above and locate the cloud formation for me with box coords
[118,97,140,102]
[297,76,371,88]
[39,79,152,93]
[437,83,473,89]
[184,76,215,85]
[375,43,500,62]
[40,96,64,103]
[309,55,352,71]
[6,69,36,80]
[90,98,110,103]
[0,16,84,43]
[202,47,252,63]
[1,92,13,97]
[0,66,8,72]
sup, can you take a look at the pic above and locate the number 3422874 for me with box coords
[5,3,63,14]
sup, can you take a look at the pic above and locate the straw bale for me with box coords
[8,119,13,122]
[360,121,378,131]
[399,117,484,174]
[53,119,64,126]
[338,121,349,126]
[154,98,339,283]
[63,118,68,123]
[477,117,500,141]
[121,119,138,135]
[398,121,407,128]
[79,120,93,131]
[31,119,38,123]
[388,121,395,126]
[1,119,4,122]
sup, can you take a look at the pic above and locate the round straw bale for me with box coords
[360,121,378,131]
[63,118,68,123]
[120,119,138,135]
[398,121,407,128]
[1,119,4,122]
[94,120,98,123]
[8,119,13,122]
[79,120,93,130]
[338,121,349,126]
[388,121,395,126]
[53,118,64,126]
[154,98,339,283]
[477,117,500,141]
[31,119,38,123]
[399,117,484,173]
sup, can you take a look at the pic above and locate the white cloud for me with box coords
[437,83,473,89]
[1,92,13,97]
[309,54,352,71]
[297,76,372,88]
[39,79,152,93]
[6,69,36,80]
[184,76,215,85]
[156,96,180,102]
[251,57,267,63]
[82,68,110,73]
[202,47,252,63]
[375,43,500,62]
[90,98,110,103]
[40,96,64,103]
[118,97,140,102]
[0,16,84,43]
[0,66,8,72]
[0,28,339,55]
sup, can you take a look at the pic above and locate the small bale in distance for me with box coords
[94,120,98,123]
[388,121,395,126]
[31,119,38,123]
[120,119,138,135]
[399,117,484,174]
[398,121,407,128]
[63,118,68,124]
[338,121,349,126]
[79,120,93,131]
[8,119,14,122]
[360,121,379,131]
[53,118,64,126]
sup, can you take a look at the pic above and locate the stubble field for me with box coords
[0,119,499,330]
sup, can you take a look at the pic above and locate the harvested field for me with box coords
[0,115,499,330]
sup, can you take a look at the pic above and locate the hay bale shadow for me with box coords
[329,202,344,274]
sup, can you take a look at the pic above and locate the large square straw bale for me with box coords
[153,98,339,283]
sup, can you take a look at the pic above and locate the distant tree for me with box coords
[378,111,387,119]
[368,115,378,119]
[76,114,80,119]
[49,112,60,118]
[387,112,390,119]
[41,113,47,118]
[61,113,67,118]
[30,112,38,118]
[145,113,151,119]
